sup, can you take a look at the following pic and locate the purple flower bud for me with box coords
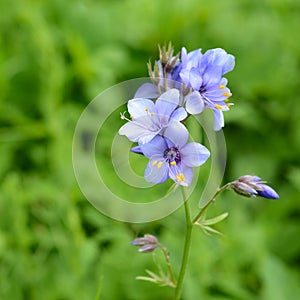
[130,146,143,155]
[231,175,279,199]
[131,234,160,253]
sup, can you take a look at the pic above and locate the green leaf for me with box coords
[201,212,229,226]
[203,225,224,236]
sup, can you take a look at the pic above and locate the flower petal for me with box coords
[185,48,202,69]
[139,136,167,159]
[179,69,191,86]
[130,145,143,154]
[185,91,204,115]
[163,121,189,148]
[171,107,187,121]
[257,184,279,199]
[213,109,225,131]
[180,142,210,167]
[134,83,159,98]
[202,65,223,87]
[119,121,157,143]
[155,89,180,122]
[144,158,169,184]
[127,98,156,119]
[189,68,202,90]
[203,48,235,74]
[169,163,194,186]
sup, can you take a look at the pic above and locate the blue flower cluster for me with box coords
[119,45,235,186]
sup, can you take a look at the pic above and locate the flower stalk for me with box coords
[192,183,231,224]
[174,187,193,300]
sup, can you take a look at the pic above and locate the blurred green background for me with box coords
[1,0,300,299]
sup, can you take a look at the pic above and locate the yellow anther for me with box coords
[150,112,154,117]
[176,173,186,182]
[170,161,176,166]
[222,92,231,97]
[219,85,225,89]
[157,162,163,169]
[215,104,223,110]
[226,103,231,108]
[130,115,133,119]
[224,98,229,103]
[145,107,149,112]
[152,160,157,166]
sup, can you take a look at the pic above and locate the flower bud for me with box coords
[131,234,160,253]
[230,175,279,199]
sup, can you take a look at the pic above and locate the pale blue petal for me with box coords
[221,54,235,74]
[257,184,279,199]
[213,109,224,131]
[163,121,189,148]
[155,89,180,120]
[189,68,202,90]
[144,158,169,184]
[181,47,202,69]
[140,136,167,159]
[185,91,204,115]
[181,165,194,186]
[187,49,202,69]
[179,69,191,86]
[157,89,180,105]
[134,83,159,98]
[138,132,160,144]
[169,163,194,186]
[171,107,187,121]
[205,48,235,74]
[220,77,228,86]
[180,142,210,167]
[119,121,157,143]
[202,65,223,87]
[204,85,231,102]
[127,98,156,119]
[130,146,143,154]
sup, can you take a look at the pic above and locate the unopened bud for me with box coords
[131,234,160,253]
[230,175,279,199]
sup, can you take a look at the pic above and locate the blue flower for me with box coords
[231,175,279,199]
[180,48,235,131]
[137,123,210,186]
[119,89,187,144]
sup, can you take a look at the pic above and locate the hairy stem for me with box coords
[174,187,193,300]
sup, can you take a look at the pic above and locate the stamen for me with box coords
[176,173,186,182]
[152,160,158,166]
[157,162,163,169]
[222,92,231,97]
[170,161,176,166]
[215,104,223,110]
[120,111,132,122]
[224,99,229,102]
[219,85,225,89]
[226,103,231,108]
[130,115,133,119]
[145,107,149,112]
[150,112,154,117]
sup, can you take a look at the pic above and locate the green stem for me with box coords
[174,187,193,300]
[192,183,231,224]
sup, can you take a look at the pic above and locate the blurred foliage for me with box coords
[0,0,300,299]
